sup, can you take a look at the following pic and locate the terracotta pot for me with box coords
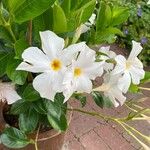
[0,103,72,150]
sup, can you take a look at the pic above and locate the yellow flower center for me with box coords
[126,61,132,70]
[74,67,82,77]
[51,59,62,71]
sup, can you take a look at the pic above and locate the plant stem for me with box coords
[139,87,150,91]
[28,20,32,46]
[34,125,40,150]
[67,107,115,121]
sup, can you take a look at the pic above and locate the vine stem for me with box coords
[28,20,32,46]
[34,125,40,150]
[139,87,150,91]
[67,107,115,121]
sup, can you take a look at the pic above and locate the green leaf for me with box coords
[53,4,67,33]
[74,93,86,107]
[141,71,150,84]
[47,113,67,132]
[6,58,28,85]
[96,1,107,30]
[0,51,11,77]
[0,26,14,43]
[129,84,139,93]
[61,0,71,15]
[45,96,68,131]
[32,99,47,114]
[22,84,40,102]
[92,91,113,108]
[5,0,26,13]
[0,127,30,149]
[13,0,56,23]
[111,7,129,26]
[95,27,123,44]
[19,108,39,133]
[10,99,30,115]
[14,38,28,59]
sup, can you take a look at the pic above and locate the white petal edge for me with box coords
[40,30,65,59]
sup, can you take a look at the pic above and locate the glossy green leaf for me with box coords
[53,4,67,33]
[19,108,39,133]
[6,59,28,85]
[92,91,113,108]
[74,93,86,107]
[0,51,11,77]
[45,95,68,131]
[5,0,25,12]
[0,127,30,149]
[14,38,28,59]
[61,0,71,15]
[13,0,56,23]
[22,84,40,102]
[32,99,47,114]
[10,99,30,115]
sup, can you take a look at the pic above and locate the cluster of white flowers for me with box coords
[16,31,144,107]
[0,31,144,107]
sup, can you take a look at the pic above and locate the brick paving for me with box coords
[63,90,150,150]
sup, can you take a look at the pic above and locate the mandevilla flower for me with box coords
[0,82,21,104]
[63,46,104,102]
[17,31,85,101]
[113,41,145,93]
[94,74,126,107]
[99,46,116,72]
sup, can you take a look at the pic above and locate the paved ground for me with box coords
[63,91,150,150]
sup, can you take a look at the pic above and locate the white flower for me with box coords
[0,82,21,104]
[17,30,84,101]
[99,46,116,72]
[94,74,126,107]
[113,41,145,93]
[148,0,150,4]
[63,45,104,102]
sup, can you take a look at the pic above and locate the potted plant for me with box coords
[0,0,150,150]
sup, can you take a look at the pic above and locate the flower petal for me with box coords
[40,31,64,59]
[128,41,143,60]
[76,76,92,93]
[111,88,126,106]
[113,55,126,75]
[5,90,21,104]
[84,62,104,80]
[17,47,49,73]
[129,66,145,85]
[33,72,61,101]
[118,72,131,93]
[60,42,85,65]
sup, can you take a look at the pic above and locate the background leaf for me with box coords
[13,0,56,23]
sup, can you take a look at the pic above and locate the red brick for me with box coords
[94,124,134,150]
[69,113,101,138]
[64,130,75,143]
[66,139,84,150]
[80,130,110,150]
